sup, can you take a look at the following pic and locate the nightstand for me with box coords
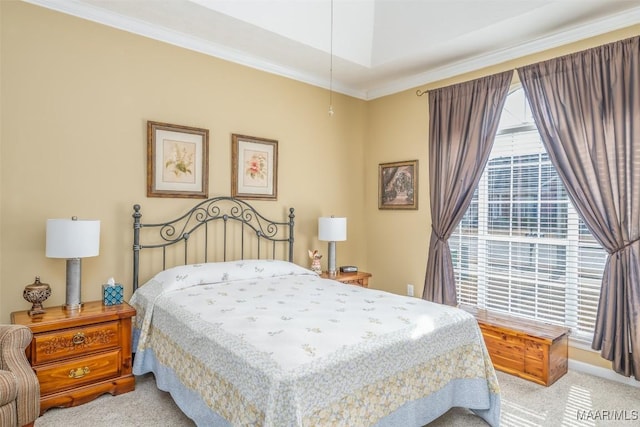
[321,271,372,287]
[11,300,136,414]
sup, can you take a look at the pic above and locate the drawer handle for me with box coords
[71,332,86,345]
[68,366,90,379]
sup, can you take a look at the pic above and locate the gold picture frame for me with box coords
[231,134,278,200]
[378,160,418,210]
[147,121,209,199]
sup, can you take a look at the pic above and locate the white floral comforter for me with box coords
[131,260,500,426]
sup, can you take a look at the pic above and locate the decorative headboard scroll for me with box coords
[132,197,295,291]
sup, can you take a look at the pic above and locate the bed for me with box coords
[129,197,500,426]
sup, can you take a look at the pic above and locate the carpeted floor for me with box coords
[35,370,639,426]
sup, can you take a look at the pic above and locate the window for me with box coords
[451,86,607,344]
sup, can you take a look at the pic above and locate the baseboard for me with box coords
[569,359,639,388]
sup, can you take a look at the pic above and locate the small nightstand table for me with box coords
[11,300,136,415]
[321,271,372,287]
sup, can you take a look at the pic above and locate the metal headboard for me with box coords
[132,197,295,291]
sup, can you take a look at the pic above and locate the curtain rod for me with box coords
[416,89,428,96]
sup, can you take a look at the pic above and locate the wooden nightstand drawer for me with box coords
[32,321,119,365]
[320,271,372,287]
[12,300,136,414]
[36,349,122,395]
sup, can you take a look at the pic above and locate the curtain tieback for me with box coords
[431,225,446,243]
[611,237,640,256]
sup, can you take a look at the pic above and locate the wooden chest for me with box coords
[462,305,570,386]
[12,301,136,414]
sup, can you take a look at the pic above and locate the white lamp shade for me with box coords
[46,219,100,258]
[318,217,347,242]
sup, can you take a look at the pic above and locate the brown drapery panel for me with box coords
[423,70,513,305]
[518,36,640,379]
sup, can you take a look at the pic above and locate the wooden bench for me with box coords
[461,305,570,386]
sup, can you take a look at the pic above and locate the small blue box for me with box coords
[102,283,123,306]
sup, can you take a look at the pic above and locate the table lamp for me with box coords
[318,216,346,277]
[46,217,100,311]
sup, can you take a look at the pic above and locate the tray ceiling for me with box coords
[24,0,640,99]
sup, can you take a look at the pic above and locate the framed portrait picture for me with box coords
[231,134,278,200]
[378,160,418,210]
[147,121,209,198]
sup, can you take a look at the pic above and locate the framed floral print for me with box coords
[231,134,278,200]
[147,121,209,198]
[378,160,418,210]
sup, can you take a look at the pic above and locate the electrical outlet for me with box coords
[407,284,414,297]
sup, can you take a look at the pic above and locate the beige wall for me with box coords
[0,1,368,321]
[2,1,637,371]
[366,24,640,301]
[366,23,640,370]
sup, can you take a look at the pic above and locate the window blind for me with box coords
[451,92,607,344]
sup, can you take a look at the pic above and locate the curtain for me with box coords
[423,70,513,305]
[518,36,640,379]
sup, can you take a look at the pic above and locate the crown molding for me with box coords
[368,7,640,100]
[23,1,640,101]
[23,0,367,99]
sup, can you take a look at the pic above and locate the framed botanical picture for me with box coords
[231,134,278,200]
[147,121,209,198]
[378,160,418,210]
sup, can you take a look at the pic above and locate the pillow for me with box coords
[150,259,316,293]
